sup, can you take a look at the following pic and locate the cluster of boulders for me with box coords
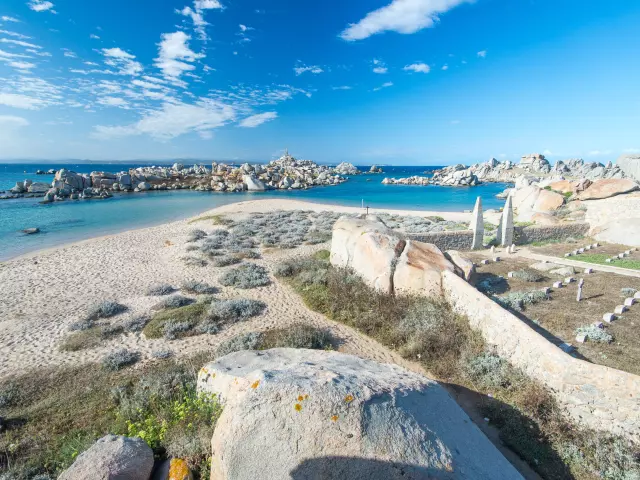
[382,176,430,186]
[1,153,355,202]
[330,216,475,298]
[332,161,360,175]
[35,168,56,175]
[369,164,383,173]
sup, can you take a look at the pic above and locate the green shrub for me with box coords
[86,301,127,321]
[314,249,331,260]
[146,284,175,296]
[60,324,124,352]
[211,255,242,267]
[620,287,637,297]
[181,280,217,295]
[575,325,614,344]
[156,295,194,310]
[494,290,549,311]
[144,302,210,339]
[102,349,140,371]
[123,315,150,332]
[510,269,544,282]
[219,263,270,289]
[216,332,263,357]
[186,229,207,242]
[259,324,333,350]
[208,299,266,324]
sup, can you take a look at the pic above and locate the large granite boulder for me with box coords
[519,153,551,173]
[512,186,564,220]
[197,349,522,480]
[58,434,153,480]
[330,216,397,268]
[575,178,639,200]
[243,174,267,192]
[532,189,565,212]
[445,250,475,283]
[28,182,50,193]
[585,192,640,246]
[54,169,91,191]
[617,154,640,181]
[394,241,455,298]
[351,231,406,294]
[333,162,360,175]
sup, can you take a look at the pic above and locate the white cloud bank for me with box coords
[0,92,48,109]
[155,31,203,79]
[1,16,20,22]
[294,64,324,75]
[340,0,470,41]
[238,111,277,128]
[28,0,55,12]
[0,115,29,127]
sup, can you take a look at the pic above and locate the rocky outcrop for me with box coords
[381,176,430,186]
[59,434,153,480]
[243,175,267,192]
[519,153,551,173]
[445,250,476,283]
[575,178,639,201]
[369,165,383,173]
[584,192,640,246]
[197,348,523,480]
[617,154,640,181]
[333,162,360,175]
[511,186,565,221]
[430,164,480,186]
[331,217,467,298]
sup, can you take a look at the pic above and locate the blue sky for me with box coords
[0,0,639,165]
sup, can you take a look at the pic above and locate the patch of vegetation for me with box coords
[181,280,217,295]
[0,355,222,479]
[122,315,150,332]
[143,301,210,339]
[146,284,175,296]
[572,254,640,271]
[85,301,127,322]
[314,249,331,260]
[102,349,140,371]
[151,349,174,359]
[215,332,263,357]
[155,295,195,310]
[494,290,550,312]
[60,324,124,352]
[207,299,266,325]
[188,214,233,226]
[620,287,638,297]
[181,256,208,267]
[515,221,534,228]
[186,229,207,243]
[575,325,614,344]
[276,254,640,479]
[510,269,545,282]
[210,255,242,267]
[219,263,270,289]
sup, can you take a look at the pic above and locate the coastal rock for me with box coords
[330,216,398,269]
[393,240,455,298]
[575,178,639,201]
[445,250,476,283]
[58,434,153,480]
[22,228,40,235]
[333,162,360,175]
[519,153,551,173]
[369,165,383,173]
[9,182,25,194]
[431,164,480,186]
[54,169,91,191]
[138,182,151,191]
[531,212,560,226]
[27,182,50,193]
[532,189,565,212]
[617,154,640,181]
[381,176,430,186]
[243,175,267,191]
[548,180,574,194]
[351,231,406,294]
[197,348,522,480]
[172,162,184,172]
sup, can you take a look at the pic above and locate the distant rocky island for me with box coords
[1,152,374,203]
[382,153,631,187]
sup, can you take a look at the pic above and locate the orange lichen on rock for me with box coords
[344,394,354,403]
[168,458,193,480]
[297,395,304,402]
[294,403,302,411]
[251,380,260,389]
[331,415,339,422]
[165,240,174,247]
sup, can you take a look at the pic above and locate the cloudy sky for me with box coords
[0,0,639,164]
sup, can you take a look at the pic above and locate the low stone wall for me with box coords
[442,270,640,441]
[515,223,590,245]
[407,231,474,251]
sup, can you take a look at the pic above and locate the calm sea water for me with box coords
[0,163,510,260]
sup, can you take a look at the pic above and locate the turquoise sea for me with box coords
[0,163,510,260]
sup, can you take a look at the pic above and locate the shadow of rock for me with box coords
[476,273,510,295]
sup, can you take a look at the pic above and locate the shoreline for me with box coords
[2,198,494,263]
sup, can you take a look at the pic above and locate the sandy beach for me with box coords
[0,198,484,379]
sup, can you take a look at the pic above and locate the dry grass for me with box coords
[469,254,640,376]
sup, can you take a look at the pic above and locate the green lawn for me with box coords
[572,253,640,271]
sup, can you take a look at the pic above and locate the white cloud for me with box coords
[294,63,324,75]
[8,60,36,70]
[0,92,47,109]
[373,81,393,91]
[0,48,30,58]
[372,58,387,74]
[340,0,470,41]
[442,64,449,70]
[1,16,20,22]
[1,38,41,48]
[477,50,487,58]
[93,100,235,140]
[403,62,430,73]
[177,6,208,40]
[63,49,77,58]
[0,115,29,127]
[373,66,388,74]
[97,96,129,108]
[154,31,203,79]
[238,111,277,127]
[102,47,143,76]
[0,29,30,39]
[28,0,55,12]
[194,0,222,9]
[332,86,352,90]
[90,34,100,39]
[239,24,253,32]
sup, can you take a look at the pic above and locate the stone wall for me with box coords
[442,270,640,441]
[515,223,590,245]
[407,230,474,251]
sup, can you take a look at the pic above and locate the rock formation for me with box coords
[499,196,514,247]
[197,348,523,480]
[617,154,640,181]
[469,196,484,250]
[333,162,360,175]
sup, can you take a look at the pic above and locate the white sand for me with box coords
[0,199,478,379]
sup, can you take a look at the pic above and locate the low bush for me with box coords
[181,280,217,295]
[86,301,127,321]
[101,349,140,371]
[151,349,173,359]
[211,255,242,267]
[143,302,210,339]
[146,284,175,296]
[60,324,124,352]
[510,269,544,282]
[621,287,637,297]
[164,320,196,340]
[208,299,267,324]
[156,295,194,310]
[186,229,207,243]
[215,332,263,357]
[219,263,270,289]
[494,290,549,311]
[260,324,332,351]
[122,315,150,332]
[181,256,208,267]
[575,325,614,344]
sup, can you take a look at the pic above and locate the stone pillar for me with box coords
[469,196,484,250]
[499,195,514,247]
